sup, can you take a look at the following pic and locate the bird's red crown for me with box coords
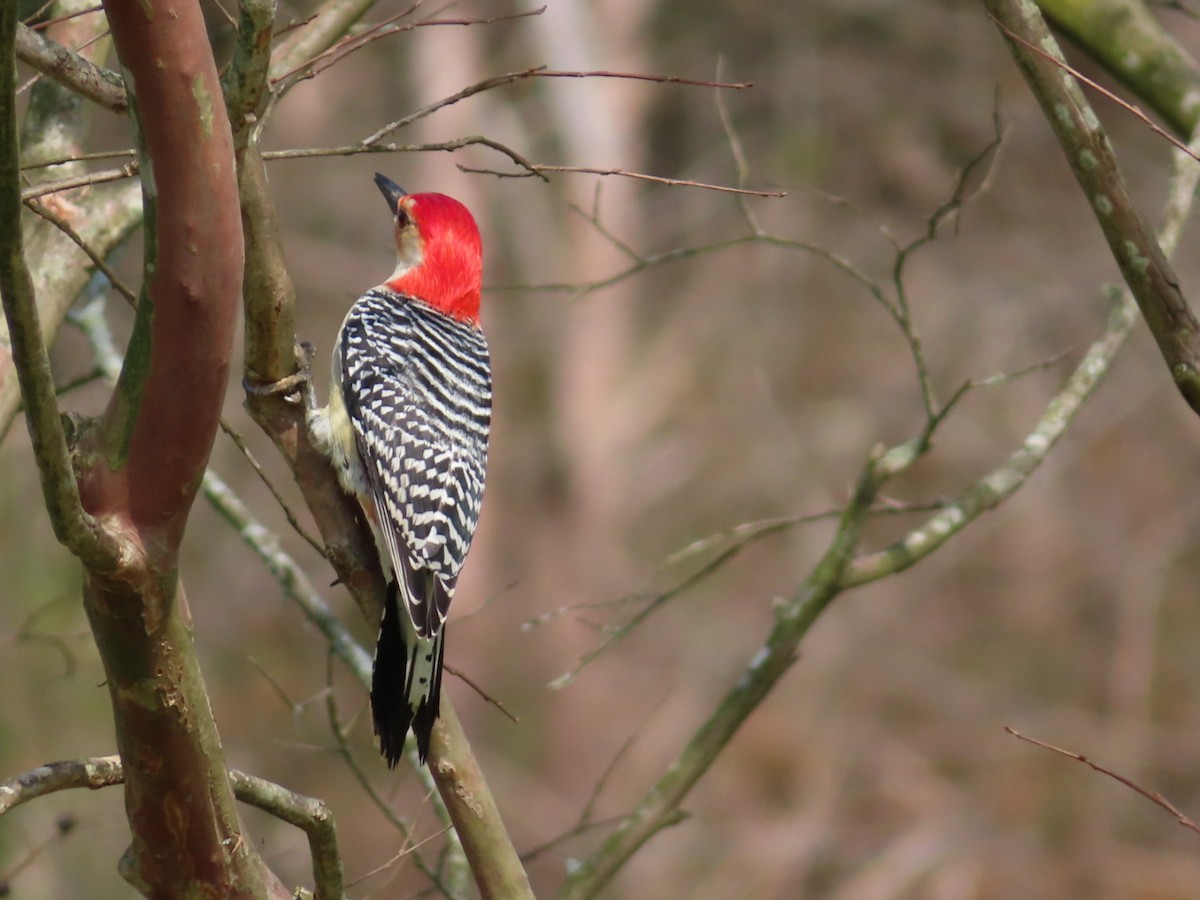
[383,191,483,326]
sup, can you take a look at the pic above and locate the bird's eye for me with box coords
[396,207,411,229]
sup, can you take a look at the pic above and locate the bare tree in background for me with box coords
[3,0,1200,897]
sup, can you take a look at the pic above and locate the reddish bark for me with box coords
[82,0,242,552]
[68,1,279,895]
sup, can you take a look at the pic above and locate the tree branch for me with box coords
[15,21,127,113]
[558,449,885,899]
[224,0,274,151]
[429,702,534,900]
[0,755,124,815]
[269,0,384,82]
[558,70,1200,900]
[1,1,139,443]
[229,770,345,900]
[0,1,119,568]
[0,757,345,900]
[84,0,243,545]
[1005,727,1200,836]
[843,119,1200,579]
[67,0,273,895]
[986,0,1200,414]
[1038,0,1200,138]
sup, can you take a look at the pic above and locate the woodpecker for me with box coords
[309,173,490,766]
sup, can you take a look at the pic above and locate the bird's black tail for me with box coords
[371,580,445,766]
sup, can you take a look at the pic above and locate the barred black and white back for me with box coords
[337,286,490,764]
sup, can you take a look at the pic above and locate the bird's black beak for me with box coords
[374,172,407,213]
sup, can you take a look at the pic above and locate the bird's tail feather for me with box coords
[409,627,444,762]
[372,581,413,767]
[370,580,445,766]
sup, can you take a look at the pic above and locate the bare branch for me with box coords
[461,162,784,197]
[1005,727,1200,837]
[218,417,327,555]
[0,755,124,815]
[714,57,763,234]
[0,757,346,900]
[29,4,103,31]
[264,134,548,182]
[986,0,1200,414]
[229,770,345,900]
[1039,0,1200,138]
[843,122,1200,586]
[14,21,126,113]
[561,86,1200,900]
[19,160,137,201]
[362,66,547,145]
[0,2,119,568]
[23,197,136,306]
[443,663,520,724]
[536,69,750,89]
[559,445,887,899]
[991,10,1200,163]
[20,146,134,169]
[429,701,535,899]
[889,114,1007,419]
[269,0,388,81]
[273,7,544,93]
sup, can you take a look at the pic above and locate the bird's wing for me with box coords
[340,290,491,637]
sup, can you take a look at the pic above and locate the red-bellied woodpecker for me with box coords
[309,173,490,766]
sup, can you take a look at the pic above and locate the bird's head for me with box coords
[375,173,483,325]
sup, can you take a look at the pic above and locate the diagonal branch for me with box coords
[0,2,119,569]
[986,0,1200,414]
[1005,727,1200,837]
[843,120,1200,583]
[1,1,141,444]
[14,21,127,112]
[558,448,886,899]
[1038,0,1200,139]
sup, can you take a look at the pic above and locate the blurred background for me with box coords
[6,0,1200,896]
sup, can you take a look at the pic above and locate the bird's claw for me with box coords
[243,345,313,405]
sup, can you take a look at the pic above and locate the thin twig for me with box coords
[218,418,327,556]
[566,196,643,262]
[270,3,425,87]
[263,135,546,181]
[536,69,750,89]
[273,7,543,90]
[461,162,785,197]
[24,197,137,306]
[20,161,138,200]
[1005,727,1200,836]
[19,147,135,170]
[321,664,456,897]
[443,663,519,723]
[31,4,103,31]
[714,56,762,234]
[362,66,548,145]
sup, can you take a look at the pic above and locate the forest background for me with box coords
[5,0,1200,897]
